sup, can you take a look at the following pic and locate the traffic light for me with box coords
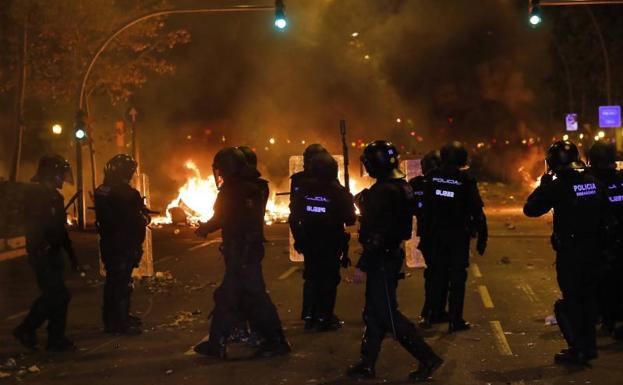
[274,0,287,30]
[529,0,542,26]
[74,110,88,140]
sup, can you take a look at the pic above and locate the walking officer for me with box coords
[347,140,442,382]
[194,147,290,359]
[13,154,80,351]
[289,152,356,331]
[419,142,487,333]
[524,140,614,364]
[408,151,447,327]
[94,154,149,335]
[585,142,623,336]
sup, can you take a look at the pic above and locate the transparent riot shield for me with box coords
[401,159,425,269]
[99,173,154,278]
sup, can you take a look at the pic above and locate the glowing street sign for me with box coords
[599,105,621,128]
[565,113,578,131]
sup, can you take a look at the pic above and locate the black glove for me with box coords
[539,173,554,187]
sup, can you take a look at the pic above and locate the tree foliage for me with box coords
[0,0,190,106]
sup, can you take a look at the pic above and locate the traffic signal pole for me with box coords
[73,2,284,229]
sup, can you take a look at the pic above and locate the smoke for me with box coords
[88,0,552,206]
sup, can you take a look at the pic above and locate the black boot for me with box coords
[554,349,588,366]
[194,339,227,359]
[346,361,376,379]
[255,334,291,358]
[409,354,443,382]
[315,315,343,332]
[303,315,315,330]
[13,326,37,351]
[448,319,471,333]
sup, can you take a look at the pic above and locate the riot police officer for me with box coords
[194,147,290,359]
[13,154,79,351]
[289,152,356,331]
[347,141,442,382]
[94,154,149,335]
[584,142,623,337]
[524,140,613,364]
[408,151,446,327]
[290,143,329,195]
[419,142,487,333]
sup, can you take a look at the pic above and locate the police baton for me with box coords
[65,189,83,212]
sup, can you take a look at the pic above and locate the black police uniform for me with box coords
[94,181,147,332]
[524,169,612,359]
[197,168,287,356]
[16,184,76,348]
[419,166,487,328]
[290,175,356,328]
[409,174,447,323]
[585,167,623,332]
[355,177,437,369]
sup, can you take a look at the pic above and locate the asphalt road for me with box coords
[1,183,622,384]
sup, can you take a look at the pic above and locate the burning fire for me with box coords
[154,160,290,226]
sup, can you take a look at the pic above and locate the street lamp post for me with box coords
[74,3,286,229]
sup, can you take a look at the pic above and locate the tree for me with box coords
[1,0,191,107]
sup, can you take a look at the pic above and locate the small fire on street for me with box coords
[153,160,290,226]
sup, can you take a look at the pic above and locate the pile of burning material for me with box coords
[153,160,291,226]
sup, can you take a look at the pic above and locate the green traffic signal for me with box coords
[275,0,287,30]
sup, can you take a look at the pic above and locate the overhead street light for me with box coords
[52,123,63,135]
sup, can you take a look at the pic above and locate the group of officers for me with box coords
[9,136,623,382]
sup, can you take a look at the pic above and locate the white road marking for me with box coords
[518,281,539,303]
[188,238,222,251]
[478,285,494,309]
[490,320,513,356]
[185,334,209,356]
[278,266,301,280]
[471,263,483,278]
[4,310,28,322]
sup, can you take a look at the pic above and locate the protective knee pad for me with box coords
[554,299,575,347]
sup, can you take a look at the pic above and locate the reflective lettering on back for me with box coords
[306,205,326,213]
[573,183,597,197]
[609,195,623,203]
[305,195,330,203]
[432,177,462,186]
[435,189,455,198]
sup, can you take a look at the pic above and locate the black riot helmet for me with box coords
[546,140,584,172]
[303,144,328,171]
[31,154,73,188]
[309,152,338,181]
[237,146,257,167]
[104,154,137,184]
[212,147,247,186]
[421,150,441,175]
[361,140,405,179]
[440,141,468,167]
[588,141,616,170]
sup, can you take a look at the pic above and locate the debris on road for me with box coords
[505,222,516,230]
[1,358,16,369]
[545,315,557,325]
[165,369,173,375]
[160,310,202,328]
[27,365,40,373]
[0,371,10,379]
[499,256,511,264]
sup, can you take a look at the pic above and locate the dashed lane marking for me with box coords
[278,266,301,280]
[188,238,222,251]
[4,310,28,322]
[490,320,513,356]
[518,281,539,303]
[471,263,482,278]
[478,285,494,309]
[185,334,209,356]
